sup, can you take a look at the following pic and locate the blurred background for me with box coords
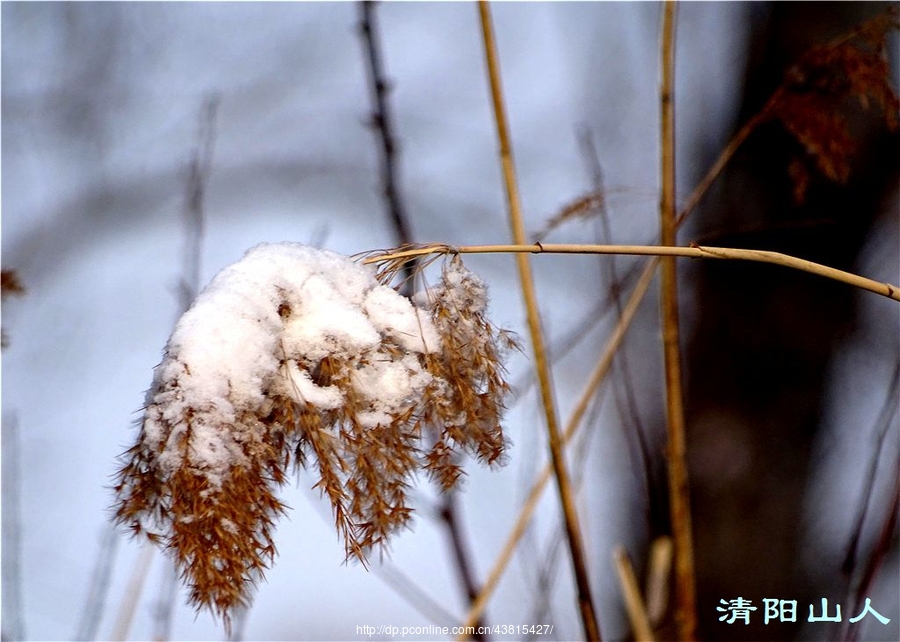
[2,2,897,641]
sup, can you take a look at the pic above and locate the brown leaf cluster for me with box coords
[112,255,514,630]
[767,9,899,202]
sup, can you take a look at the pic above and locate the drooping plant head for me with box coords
[112,242,515,630]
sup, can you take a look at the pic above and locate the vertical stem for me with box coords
[659,3,697,640]
[477,3,601,640]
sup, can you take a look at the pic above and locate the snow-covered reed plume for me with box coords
[112,242,514,628]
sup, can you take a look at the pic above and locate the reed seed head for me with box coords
[112,243,515,628]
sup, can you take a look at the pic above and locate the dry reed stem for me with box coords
[364,243,900,302]
[613,545,655,642]
[658,3,697,640]
[477,2,601,639]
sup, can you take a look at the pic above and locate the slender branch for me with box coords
[477,3,600,640]
[658,3,697,640]
[363,243,900,302]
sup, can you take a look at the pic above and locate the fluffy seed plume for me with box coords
[112,243,514,628]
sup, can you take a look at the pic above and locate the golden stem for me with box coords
[477,2,601,640]
[659,3,697,639]
[363,243,900,302]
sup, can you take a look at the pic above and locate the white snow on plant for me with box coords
[141,242,442,484]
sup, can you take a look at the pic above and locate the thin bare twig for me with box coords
[359,0,417,290]
[359,5,488,636]
[477,2,601,639]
